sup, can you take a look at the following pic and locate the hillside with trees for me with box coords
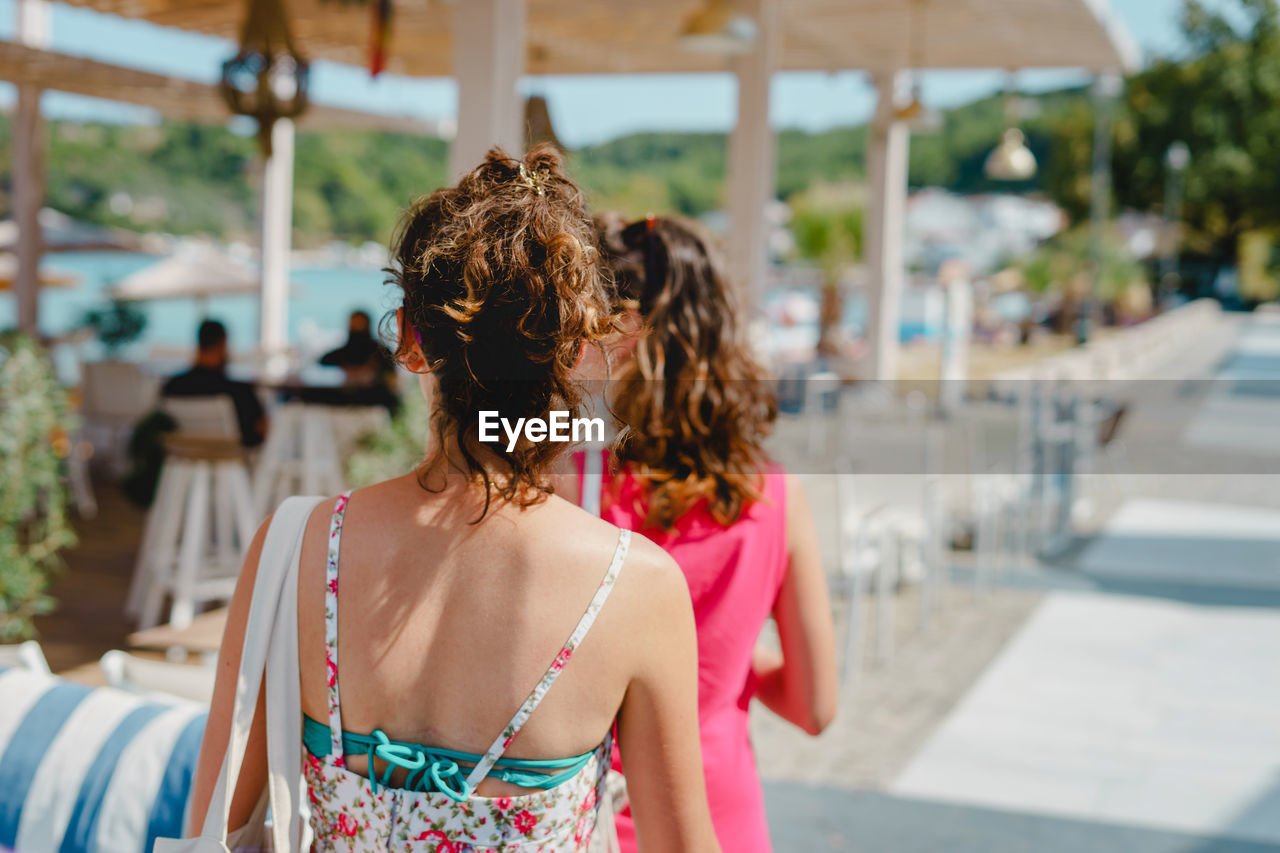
[1,0,1275,297]
[0,86,1092,249]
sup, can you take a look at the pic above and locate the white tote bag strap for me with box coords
[184,496,322,851]
[262,496,320,852]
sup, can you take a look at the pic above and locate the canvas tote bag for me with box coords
[155,495,324,853]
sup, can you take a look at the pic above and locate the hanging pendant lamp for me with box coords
[985,74,1037,181]
[985,128,1038,181]
[219,0,311,157]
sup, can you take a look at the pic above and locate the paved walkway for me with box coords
[758,310,1280,851]
[33,311,1280,851]
[765,786,1280,853]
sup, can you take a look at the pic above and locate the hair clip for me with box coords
[517,162,545,197]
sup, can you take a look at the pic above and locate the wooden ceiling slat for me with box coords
[57,0,1133,76]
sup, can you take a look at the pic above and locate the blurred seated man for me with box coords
[162,319,267,447]
[314,309,399,413]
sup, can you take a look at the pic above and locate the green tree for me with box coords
[1049,0,1280,266]
[788,184,864,355]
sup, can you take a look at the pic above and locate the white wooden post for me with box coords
[939,264,974,413]
[450,0,526,181]
[260,117,295,379]
[13,0,50,335]
[863,71,911,383]
[725,0,779,320]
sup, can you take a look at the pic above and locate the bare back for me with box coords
[297,473,648,795]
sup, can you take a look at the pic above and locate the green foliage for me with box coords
[81,300,148,354]
[1049,0,1280,263]
[293,131,449,244]
[1013,226,1147,301]
[1238,229,1280,300]
[788,184,864,287]
[0,118,449,246]
[0,89,1096,247]
[570,132,727,218]
[345,389,429,488]
[0,334,78,641]
[20,36,1277,267]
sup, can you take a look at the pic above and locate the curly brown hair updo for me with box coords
[597,214,778,530]
[389,145,615,516]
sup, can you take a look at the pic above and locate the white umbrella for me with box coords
[108,247,299,318]
[109,246,263,303]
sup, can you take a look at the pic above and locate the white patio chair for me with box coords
[832,472,890,687]
[99,650,214,705]
[79,359,160,474]
[836,398,947,595]
[830,405,949,675]
[956,396,1037,589]
[0,640,53,674]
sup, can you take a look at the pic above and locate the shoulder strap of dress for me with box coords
[324,490,353,764]
[464,527,632,790]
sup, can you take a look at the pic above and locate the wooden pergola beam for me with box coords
[0,41,447,133]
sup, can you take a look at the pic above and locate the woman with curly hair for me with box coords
[190,148,720,853]
[582,214,838,853]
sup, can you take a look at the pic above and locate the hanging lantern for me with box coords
[985,128,1038,181]
[985,75,1037,181]
[220,0,311,157]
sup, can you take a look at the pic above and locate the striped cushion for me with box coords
[0,666,207,853]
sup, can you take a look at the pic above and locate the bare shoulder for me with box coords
[298,491,347,550]
[609,530,690,620]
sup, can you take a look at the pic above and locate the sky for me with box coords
[0,0,1239,148]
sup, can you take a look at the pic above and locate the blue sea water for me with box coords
[2,252,939,380]
[1,251,397,361]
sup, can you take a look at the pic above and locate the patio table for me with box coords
[129,605,228,657]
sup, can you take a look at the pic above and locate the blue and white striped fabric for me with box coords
[0,666,207,853]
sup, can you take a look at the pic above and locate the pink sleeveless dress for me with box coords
[576,454,789,853]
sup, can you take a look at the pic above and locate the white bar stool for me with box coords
[254,402,343,514]
[253,402,387,514]
[128,398,259,630]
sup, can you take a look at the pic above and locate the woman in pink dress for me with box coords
[583,214,838,852]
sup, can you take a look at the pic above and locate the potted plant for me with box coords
[0,333,78,641]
